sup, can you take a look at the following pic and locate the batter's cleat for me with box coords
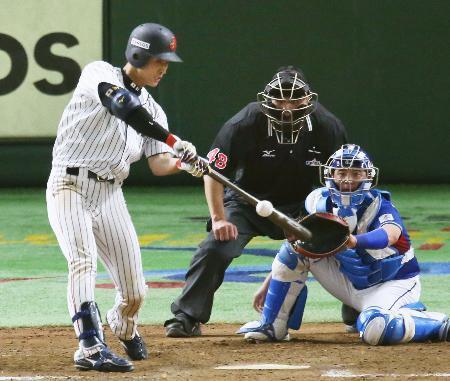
[120,332,148,360]
[238,321,290,342]
[164,313,201,338]
[74,344,134,372]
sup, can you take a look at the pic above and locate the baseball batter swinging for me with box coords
[46,23,204,372]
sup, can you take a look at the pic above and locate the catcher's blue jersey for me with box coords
[305,187,420,282]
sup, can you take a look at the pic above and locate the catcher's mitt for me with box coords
[291,212,350,258]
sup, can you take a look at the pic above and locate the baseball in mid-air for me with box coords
[256,200,274,217]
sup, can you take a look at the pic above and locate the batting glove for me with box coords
[173,139,197,160]
[176,156,209,178]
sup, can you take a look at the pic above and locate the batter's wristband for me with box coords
[355,228,389,250]
[165,134,178,148]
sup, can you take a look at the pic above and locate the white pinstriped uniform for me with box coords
[46,61,172,340]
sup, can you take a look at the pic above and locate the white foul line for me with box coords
[0,377,80,381]
[322,369,450,378]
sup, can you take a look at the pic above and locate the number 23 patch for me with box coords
[207,148,228,170]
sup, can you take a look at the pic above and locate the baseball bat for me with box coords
[199,158,312,241]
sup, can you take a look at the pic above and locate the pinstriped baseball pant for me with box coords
[46,168,147,340]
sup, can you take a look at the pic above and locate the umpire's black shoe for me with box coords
[120,332,149,360]
[164,313,201,337]
[74,344,134,372]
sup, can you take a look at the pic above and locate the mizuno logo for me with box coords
[262,150,276,157]
[305,158,321,166]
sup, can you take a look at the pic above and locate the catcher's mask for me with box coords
[320,144,379,208]
[258,69,318,144]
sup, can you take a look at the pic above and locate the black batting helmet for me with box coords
[125,23,182,67]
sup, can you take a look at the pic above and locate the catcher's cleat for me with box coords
[439,318,450,342]
[238,321,290,342]
[120,332,148,360]
[74,344,134,372]
[164,313,201,338]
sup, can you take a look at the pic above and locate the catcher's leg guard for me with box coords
[261,279,291,325]
[239,245,307,341]
[288,285,308,330]
[72,301,133,372]
[357,306,449,346]
[238,278,293,341]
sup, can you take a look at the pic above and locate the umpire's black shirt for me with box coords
[208,101,348,207]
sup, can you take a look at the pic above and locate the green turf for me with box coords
[0,185,449,327]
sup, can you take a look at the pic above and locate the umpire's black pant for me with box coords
[170,200,301,323]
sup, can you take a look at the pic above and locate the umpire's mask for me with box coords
[258,70,317,144]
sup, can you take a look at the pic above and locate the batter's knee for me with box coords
[122,287,147,313]
[69,257,97,274]
[357,307,413,346]
[126,295,145,314]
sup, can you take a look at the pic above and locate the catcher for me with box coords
[239,144,450,345]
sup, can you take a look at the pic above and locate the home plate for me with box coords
[215,363,310,370]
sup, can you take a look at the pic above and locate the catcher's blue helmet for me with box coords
[320,144,378,208]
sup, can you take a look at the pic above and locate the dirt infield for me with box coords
[1,323,449,380]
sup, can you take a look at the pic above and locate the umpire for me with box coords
[164,66,348,336]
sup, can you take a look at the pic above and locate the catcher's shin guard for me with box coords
[357,306,449,346]
[238,282,306,341]
[288,285,308,330]
[237,278,292,341]
[261,278,291,325]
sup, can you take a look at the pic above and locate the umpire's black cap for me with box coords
[274,65,308,83]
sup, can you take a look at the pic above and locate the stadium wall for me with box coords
[1,0,448,186]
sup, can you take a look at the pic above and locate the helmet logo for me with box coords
[169,36,177,51]
[131,37,150,50]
